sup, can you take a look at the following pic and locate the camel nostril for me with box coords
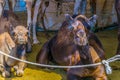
[80,32,85,37]
[77,31,85,37]
[19,38,24,41]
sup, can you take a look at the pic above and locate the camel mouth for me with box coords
[74,37,88,46]
[74,30,88,46]
[17,38,28,44]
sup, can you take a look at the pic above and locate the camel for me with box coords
[0,0,46,44]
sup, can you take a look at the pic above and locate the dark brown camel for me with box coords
[36,14,107,80]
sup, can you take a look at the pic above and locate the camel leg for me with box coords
[94,65,107,80]
[8,0,17,11]
[0,67,11,78]
[90,0,96,14]
[25,1,32,37]
[67,73,80,80]
[0,0,5,17]
[73,0,87,15]
[36,42,49,66]
[26,37,32,53]
[80,0,87,15]
[74,0,81,15]
[15,56,27,77]
[32,0,43,44]
[0,3,3,17]
[67,67,85,80]
[11,0,17,11]
[0,54,10,77]
[13,48,27,77]
[5,32,17,66]
[95,76,107,80]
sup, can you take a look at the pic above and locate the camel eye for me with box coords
[26,32,29,35]
[12,31,15,36]
[24,32,28,36]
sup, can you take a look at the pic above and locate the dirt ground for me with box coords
[0,12,120,80]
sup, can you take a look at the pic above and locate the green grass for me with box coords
[0,29,120,80]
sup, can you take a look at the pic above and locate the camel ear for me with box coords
[26,26,29,32]
[65,14,75,30]
[88,15,98,27]
[65,14,73,23]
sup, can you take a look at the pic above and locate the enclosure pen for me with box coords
[0,0,120,80]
